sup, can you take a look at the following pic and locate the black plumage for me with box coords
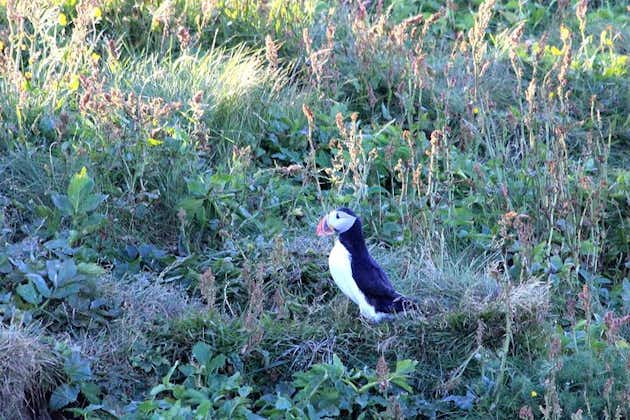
[336,208,414,315]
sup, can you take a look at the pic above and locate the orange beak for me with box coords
[316,216,335,236]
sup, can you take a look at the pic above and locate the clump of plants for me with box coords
[0,0,628,417]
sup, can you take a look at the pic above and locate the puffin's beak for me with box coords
[316,216,335,236]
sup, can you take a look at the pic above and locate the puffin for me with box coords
[316,208,414,322]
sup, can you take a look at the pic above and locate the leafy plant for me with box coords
[48,167,108,247]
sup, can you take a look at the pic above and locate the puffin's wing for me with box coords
[350,255,399,299]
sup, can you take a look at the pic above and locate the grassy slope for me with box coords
[0,0,629,418]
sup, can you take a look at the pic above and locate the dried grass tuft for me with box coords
[0,323,63,420]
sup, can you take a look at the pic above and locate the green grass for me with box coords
[0,0,629,418]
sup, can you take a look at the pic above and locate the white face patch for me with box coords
[326,210,357,233]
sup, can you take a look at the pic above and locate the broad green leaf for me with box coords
[80,213,106,233]
[149,384,167,397]
[391,377,413,392]
[192,342,212,366]
[187,177,211,197]
[49,383,79,411]
[64,351,92,382]
[275,396,292,410]
[51,283,81,299]
[394,359,417,375]
[182,388,209,404]
[58,259,77,283]
[197,400,212,417]
[82,193,108,213]
[80,382,101,404]
[51,193,73,216]
[179,198,206,222]
[67,167,94,214]
[206,354,227,374]
[549,256,563,272]
[47,260,60,287]
[17,282,42,304]
[77,262,106,276]
[26,273,51,298]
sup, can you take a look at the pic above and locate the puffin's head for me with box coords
[316,208,358,236]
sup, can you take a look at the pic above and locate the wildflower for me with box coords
[92,7,102,19]
[548,45,563,56]
[473,106,479,115]
[0,40,4,51]
[24,71,32,80]
[68,74,80,91]
[58,13,68,26]
[147,137,163,146]
[265,35,278,70]
[200,267,216,308]
[560,25,571,44]
[530,390,538,397]
[91,52,100,62]
[376,355,390,393]
[177,26,190,49]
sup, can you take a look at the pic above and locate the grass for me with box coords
[0,0,629,418]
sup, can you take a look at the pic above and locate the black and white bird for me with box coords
[316,208,415,322]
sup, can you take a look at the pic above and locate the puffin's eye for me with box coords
[336,213,340,219]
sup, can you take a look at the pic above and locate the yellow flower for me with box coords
[24,71,32,80]
[68,74,80,91]
[92,7,102,19]
[531,390,538,398]
[58,12,68,26]
[549,46,563,57]
[91,52,101,62]
[0,40,4,51]
[147,137,163,146]
[473,107,479,115]
[560,25,571,43]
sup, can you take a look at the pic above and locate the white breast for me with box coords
[328,240,384,321]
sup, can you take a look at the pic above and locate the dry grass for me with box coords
[0,323,63,420]
[73,274,200,403]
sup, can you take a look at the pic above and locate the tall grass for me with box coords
[0,0,628,417]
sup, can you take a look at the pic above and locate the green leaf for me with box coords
[67,167,94,214]
[51,283,81,299]
[275,396,292,410]
[549,256,563,272]
[179,198,206,222]
[51,193,73,216]
[80,213,106,233]
[394,359,417,375]
[207,354,227,374]
[77,263,106,277]
[80,382,101,404]
[187,177,211,197]
[149,384,167,397]
[390,377,413,393]
[58,259,77,283]
[47,260,60,287]
[26,273,51,298]
[64,351,92,382]
[17,282,42,304]
[82,193,108,213]
[49,383,79,411]
[192,342,212,366]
